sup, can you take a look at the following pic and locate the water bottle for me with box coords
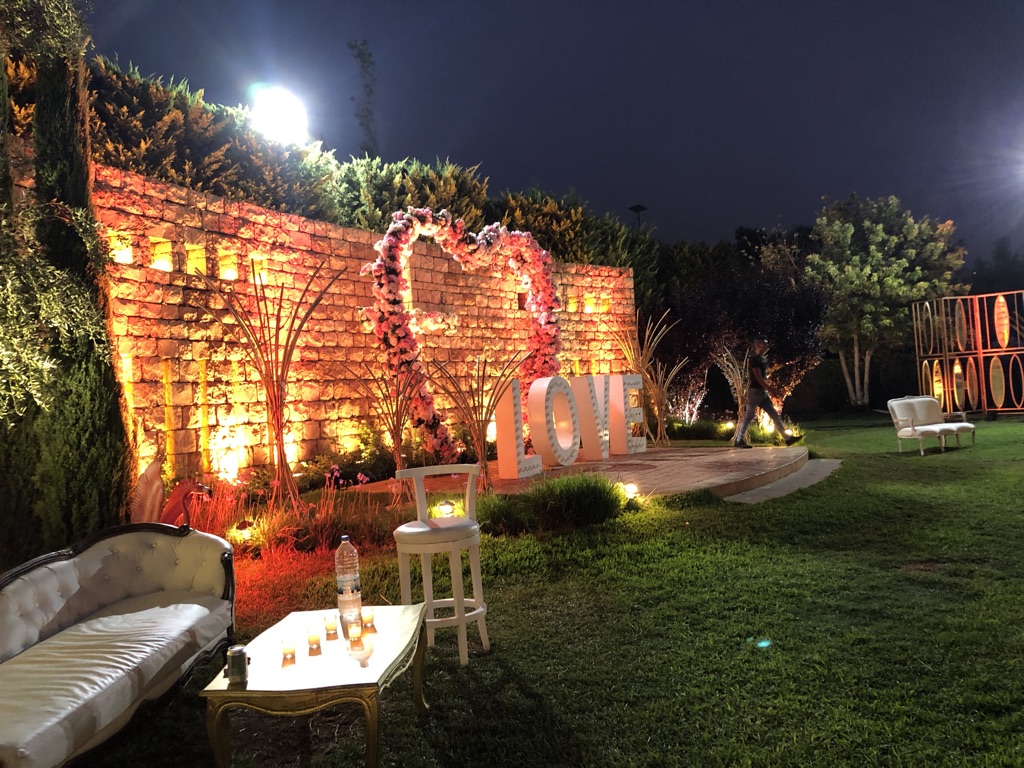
[335,535,362,639]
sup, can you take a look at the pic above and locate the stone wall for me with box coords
[84,165,636,479]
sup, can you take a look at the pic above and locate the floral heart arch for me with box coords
[360,207,562,462]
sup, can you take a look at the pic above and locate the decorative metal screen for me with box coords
[913,291,1024,414]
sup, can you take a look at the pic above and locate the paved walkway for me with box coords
[363,445,838,501]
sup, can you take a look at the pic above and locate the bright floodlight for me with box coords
[249,85,308,145]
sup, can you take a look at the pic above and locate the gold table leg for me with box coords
[362,691,380,768]
[205,701,233,768]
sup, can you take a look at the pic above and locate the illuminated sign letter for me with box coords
[528,376,581,468]
[570,374,610,461]
[609,373,646,455]
[496,379,542,480]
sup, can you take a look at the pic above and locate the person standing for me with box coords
[733,337,800,448]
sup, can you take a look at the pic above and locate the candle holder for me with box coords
[281,638,296,667]
[360,606,376,634]
[307,625,322,656]
[347,620,364,651]
[323,612,339,640]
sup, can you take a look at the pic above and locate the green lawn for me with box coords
[90,416,1024,767]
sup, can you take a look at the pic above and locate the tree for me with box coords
[347,39,379,157]
[806,194,967,407]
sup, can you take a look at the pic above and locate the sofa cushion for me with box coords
[896,425,948,439]
[0,591,231,768]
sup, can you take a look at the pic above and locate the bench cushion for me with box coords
[0,591,231,768]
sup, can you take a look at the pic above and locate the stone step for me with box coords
[724,459,842,503]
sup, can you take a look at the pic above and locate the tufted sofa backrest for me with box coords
[0,524,232,663]
[887,398,913,428]
[888,396,943,429]
[906,397,943,426]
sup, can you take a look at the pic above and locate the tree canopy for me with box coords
[805,194,966,406]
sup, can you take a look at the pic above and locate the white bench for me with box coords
[886,396,976,455]
[0,524,234,768]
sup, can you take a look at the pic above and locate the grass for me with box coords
[86,416,1024,766]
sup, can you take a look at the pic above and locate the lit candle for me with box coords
[348,621,364,651]
[281,638,296,659]
[307,625,321,652]
[323,612,338,638]
[361,606,376,634]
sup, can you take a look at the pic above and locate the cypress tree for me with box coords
[0,406,43,568]
[33,51,90,275]
[28,45,131,547]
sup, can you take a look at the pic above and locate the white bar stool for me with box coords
[393,464,489,666]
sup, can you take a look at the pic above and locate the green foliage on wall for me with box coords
[331,156,488,233]
[487,189,590,261]
[88,57,330,220]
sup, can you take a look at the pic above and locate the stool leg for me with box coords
[398,550,413,606]
[449,546,469,666]
[468,542,490,652]
[421,552,435,647]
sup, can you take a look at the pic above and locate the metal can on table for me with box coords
[226,644,248,684]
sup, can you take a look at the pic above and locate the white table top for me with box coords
[202,604,426,695]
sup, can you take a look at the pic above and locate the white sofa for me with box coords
[886,396,976,455]
[0,524,234,768]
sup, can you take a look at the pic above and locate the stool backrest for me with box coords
[394,464,481,523]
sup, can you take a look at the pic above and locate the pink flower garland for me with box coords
[360,207,562,462]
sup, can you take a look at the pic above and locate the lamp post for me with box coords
[628,204,647,228]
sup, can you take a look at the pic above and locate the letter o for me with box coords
[528,376,580,467]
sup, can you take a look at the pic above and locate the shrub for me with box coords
[666,418,730,440]
[477,492,536,536]
[478,473,625,535]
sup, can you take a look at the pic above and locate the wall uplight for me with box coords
[185,243,207,276]
[217,250,238,281]
[109,232,133,264]
[150,238,173,272]
[250,254,268,285]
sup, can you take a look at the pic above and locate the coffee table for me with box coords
[200,604,427,768]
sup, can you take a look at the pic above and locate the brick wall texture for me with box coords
[81,165,637,477]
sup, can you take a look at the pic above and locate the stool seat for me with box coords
[393,517,479,545]
[393,464,490,666]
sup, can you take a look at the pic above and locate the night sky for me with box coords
[86,1,1024,260]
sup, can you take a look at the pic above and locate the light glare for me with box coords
[250,85,308,145]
